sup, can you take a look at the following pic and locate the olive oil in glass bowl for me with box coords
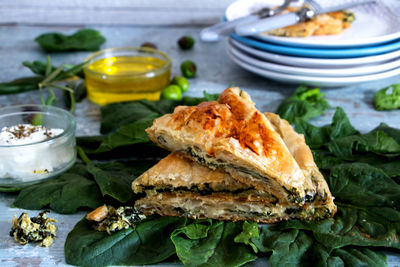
[84,47,171,105]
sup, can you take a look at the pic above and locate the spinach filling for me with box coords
[186,147,313,204]
[88,206,146,234]
[144,183,258,197]
[186,146,219,169]
[171,204,329,220]
[285,207,332,219]
[10,210,57,247]
[172,207,276,218]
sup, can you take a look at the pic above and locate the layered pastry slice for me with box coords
[146,87,319,204]
[132,152,336,223]
[133,106,336,223]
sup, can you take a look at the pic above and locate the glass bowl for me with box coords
[84,46,172,105]
[0,105,76,188]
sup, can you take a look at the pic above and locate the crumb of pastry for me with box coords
[10,211,57,247]
[86,206,146,234]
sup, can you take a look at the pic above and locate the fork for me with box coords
[200,0,301,42]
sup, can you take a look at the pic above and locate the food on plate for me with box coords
[136,87,336,222]
[10,211,57,247]
[266,9,355,38]
[86,205,146,234]
[0,124,75,181]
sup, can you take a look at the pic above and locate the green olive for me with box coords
[140,42,157,49]
[177,36,195,50]
[171,76,189,92]
[180,60,197,78]
[160,85,182,100]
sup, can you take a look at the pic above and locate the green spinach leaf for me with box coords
[328,163,400,208]
[309,243,387,267]
[87,161,154,203]
[100,92,220,134]
[374,84,400,111]
[281,204,400,252]
[77,136,167,160]
[96,118,153,153]
[294,107,358,149]
[327,131,400,160]
[100,100,163,134]
[12,164,102,214]
[277,85,330,124]
[65,216,186,267]
[253,227,313,266]
[171,220,257,267]
[372,122,400,143]
[181,91,219,106]
[35,29,106,52]
[253,224,388,267]
[234,221,259,253]
[277,162,400,252]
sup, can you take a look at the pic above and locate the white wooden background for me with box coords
[0,0,237,26]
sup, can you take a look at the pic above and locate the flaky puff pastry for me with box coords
[132,153,336,223]
[146,87,315,204]
[264,112,335,212]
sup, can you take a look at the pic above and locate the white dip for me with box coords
[0,124,75,182]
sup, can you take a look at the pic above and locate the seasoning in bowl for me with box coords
[0,124,63,146]
[0,105,76,187]
[84,47,172,105]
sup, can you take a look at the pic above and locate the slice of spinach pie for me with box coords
[132,152,336,223]
[146,87,321,204]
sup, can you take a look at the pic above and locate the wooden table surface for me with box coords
[1,19,400,267]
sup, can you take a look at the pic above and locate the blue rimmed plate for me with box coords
[229,38,400,68]
[231,34,400,59]
[228,40,400,77]
[226,46,400,87]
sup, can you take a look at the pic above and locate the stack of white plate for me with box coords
[225,0,400,87]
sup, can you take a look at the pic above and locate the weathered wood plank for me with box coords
[1,0,235,9]
[0,0,236,26]
[0,8,226,26]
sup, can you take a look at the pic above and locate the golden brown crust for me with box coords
[264,112,315,173]
[86,205,108,222]
[264,112,336,215]
[146,87,314,203]
[132,152,248,193]
[134,113,336,222]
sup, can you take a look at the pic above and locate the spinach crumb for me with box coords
[10,210,57,247]
[86,205,146,234]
